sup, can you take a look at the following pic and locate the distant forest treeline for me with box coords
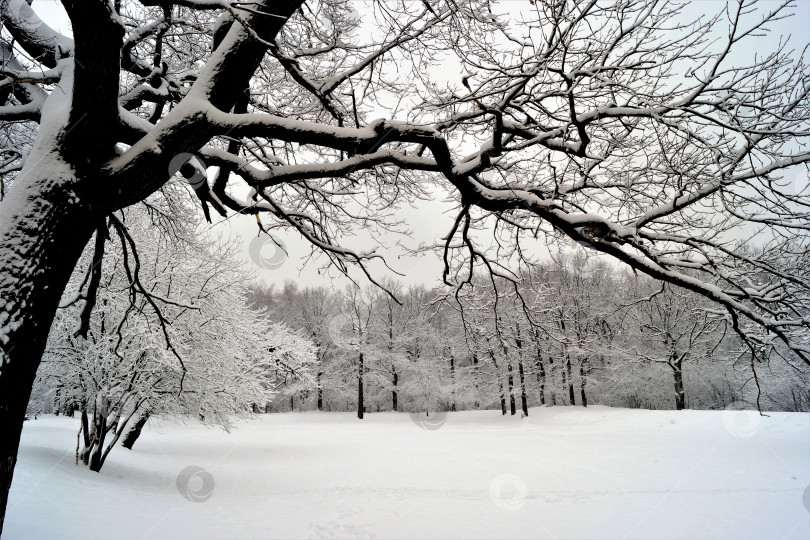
[250,253,810,415]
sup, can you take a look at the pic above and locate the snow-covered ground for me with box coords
[5,406,809,540]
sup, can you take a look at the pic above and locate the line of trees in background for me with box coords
[249,252,810,417]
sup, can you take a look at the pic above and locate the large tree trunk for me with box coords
[79,407,91,465]
[87,411,108,473]
[0,167,99,533]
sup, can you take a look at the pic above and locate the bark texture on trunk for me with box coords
[0,169,99,534]
[122,412,149,450]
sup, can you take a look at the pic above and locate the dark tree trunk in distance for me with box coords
[672,356,685,410]
[507,363,516,415]
[536,355,546,406]
[392,369,398,412]
[449,352,456,412]
[357,352,364,419]
[579,359,588,408]
[472,354,480,409]
[566,357,576,406]
[317,371,324,411]
[518,360,528,417]
[488,349,507,415]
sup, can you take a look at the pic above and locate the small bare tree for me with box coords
[625,283,728,410]
[33,204,316,471]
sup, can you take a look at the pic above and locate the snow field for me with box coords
[5,406,809,540]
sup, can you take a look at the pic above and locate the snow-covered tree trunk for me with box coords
[536,353,546,407]
[0,165,100,529]
[122,412,149,450]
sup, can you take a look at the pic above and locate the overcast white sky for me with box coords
[29,0,810,291]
